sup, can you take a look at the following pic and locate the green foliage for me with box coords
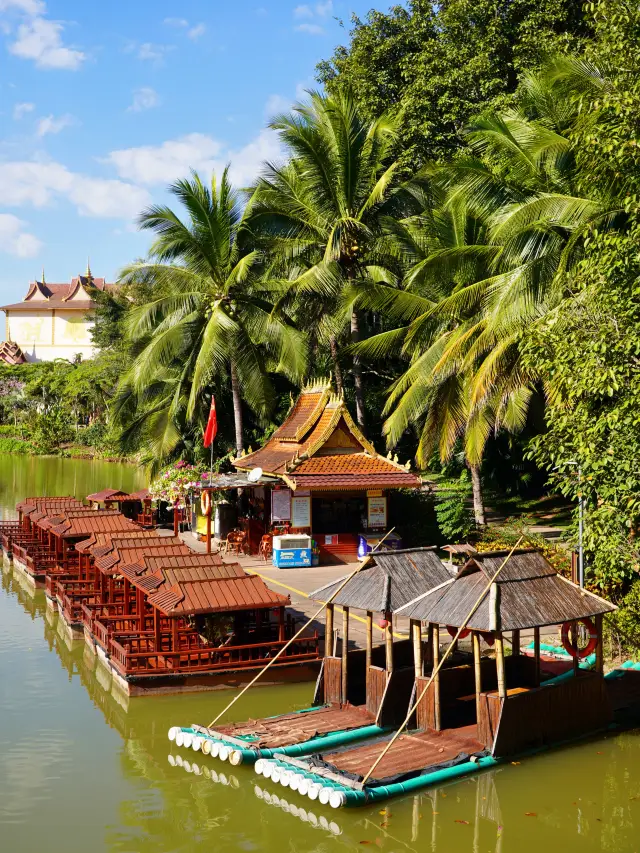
[31,405,74,454]
[604,581,640,660]
[318,0,590,170]
[0,437,33,454]
[435,472,475,540]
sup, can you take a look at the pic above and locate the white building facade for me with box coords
[1,273,115,363]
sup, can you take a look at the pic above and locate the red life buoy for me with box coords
[561,618,598,659]
[200,490,211,517]
[447,625,470,640]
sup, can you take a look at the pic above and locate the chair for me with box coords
[223,530,247,557]
[259,534,273,563]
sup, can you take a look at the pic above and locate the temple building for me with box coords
[232,380,421,563]
[0,268,116,363]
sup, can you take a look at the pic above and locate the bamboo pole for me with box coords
[595,613,604,674]
[495,633,506,699]
[411,619,422,679]
[533,626,541,687]
[341,606,350,703]
[384,611,394,673]
[207,527,396,727]
[360,537,523,786]
[365,611,373,670]
[432,623,441,731]
[325,604,334,658]
[472,631,482,725]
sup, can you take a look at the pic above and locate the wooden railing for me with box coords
[108,633,321,677]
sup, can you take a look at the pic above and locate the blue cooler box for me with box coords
[272,534,312,568]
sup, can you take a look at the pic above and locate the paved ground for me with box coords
[179,530,560,652]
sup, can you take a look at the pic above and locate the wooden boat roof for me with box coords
[49,511,140,538]
[234,379,419,491]
[309,547,451,613]
[86,488,134,502]
[146,573,288,616]
[94,542,191,573]
[20,497,82,516]
[397,548,617,630]
[75,529,164,554]
[119,561,241,584]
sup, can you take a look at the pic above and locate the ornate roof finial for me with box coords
[86,256,93,279]
[41,267,45,285]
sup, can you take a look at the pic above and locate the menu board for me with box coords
[367,496,388,529]
[271,488,291,522]
[291,495,312,528]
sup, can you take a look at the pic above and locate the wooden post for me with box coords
[595,613,604,674]
[533,626,541,687]
[426,622,434,668]
[495,632,506,699]
[433,623,441,731]
[341,606,349,703]
[384,611,394,674]
[173,506,179,536]
[154,607,160,651]
[171,616,179,652]
[472,631,482,724]
[365,610,373,670]
[325,603,334,658]
[278,606,285,642]
[512,629,520,656]
[206,494,212,555]
[411,619,422,678]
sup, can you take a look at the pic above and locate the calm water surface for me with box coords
[1,456,640,852]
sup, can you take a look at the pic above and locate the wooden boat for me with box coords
[238,549,631,808]
[169,548,457,763]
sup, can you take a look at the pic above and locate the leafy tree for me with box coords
[116,169,306,466]
[434,471,475,540]
[318,0,591,170]
[248,90,421,432]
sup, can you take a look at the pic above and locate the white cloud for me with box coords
[163,17,188,28]
[0,0,45,14]
[137,42,171,62]
[293,4,313,18]
[187,22,206,40]
[128,87,160,113]
[13,101,34,119]
[315,0,333,16]
[295,22,324,35]
[0,213,41,257]
[9,16,86,70]
[36,112,74,136]
[264,93,291,117]
[0,160,150,218]
[105,129,282,188]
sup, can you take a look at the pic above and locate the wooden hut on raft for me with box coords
[224,380,421,561]
[171,547,454,765]
[245,549,622,809]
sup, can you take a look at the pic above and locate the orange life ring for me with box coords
[561,618,598,659]
[200,490,212,517]
[447,625,470,640]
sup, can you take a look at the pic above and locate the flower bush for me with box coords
[149,460,209,509]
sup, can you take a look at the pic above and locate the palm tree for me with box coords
[247,90,421,432]
[355,67,628,524]
[116,169,306,462]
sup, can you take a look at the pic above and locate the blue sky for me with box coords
[0,0,379,306]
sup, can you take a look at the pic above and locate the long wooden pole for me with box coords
[341,606,350,703]
[207,527,396,727]
[360,537,523,786]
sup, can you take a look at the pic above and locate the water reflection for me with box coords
[4,517,640,850]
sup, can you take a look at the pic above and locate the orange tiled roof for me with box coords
[234,381,419,490]
[147,573,289,616]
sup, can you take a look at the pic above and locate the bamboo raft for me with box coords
[170,547,640,808]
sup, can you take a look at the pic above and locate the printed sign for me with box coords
[367,496,388,529]
[291,495,311,528]
[271,488,291,522]
[324,535,334,545]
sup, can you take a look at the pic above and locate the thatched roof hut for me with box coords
[397,548,616,630]
[309,547,452,613]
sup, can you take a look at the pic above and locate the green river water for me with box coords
[1,455,640,852]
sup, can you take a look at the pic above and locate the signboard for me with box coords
[367,496,388,529]
[324,535,334,545]
[367,489,383,497]
[291,495,312,528]
[271,488,291,522]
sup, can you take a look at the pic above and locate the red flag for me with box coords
[203,396,217,448]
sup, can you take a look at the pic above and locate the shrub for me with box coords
[0,437,33,454]
[434,472,475,541]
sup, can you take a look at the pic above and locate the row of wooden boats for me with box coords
[169,546,640,809]
[0,494,321,695]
